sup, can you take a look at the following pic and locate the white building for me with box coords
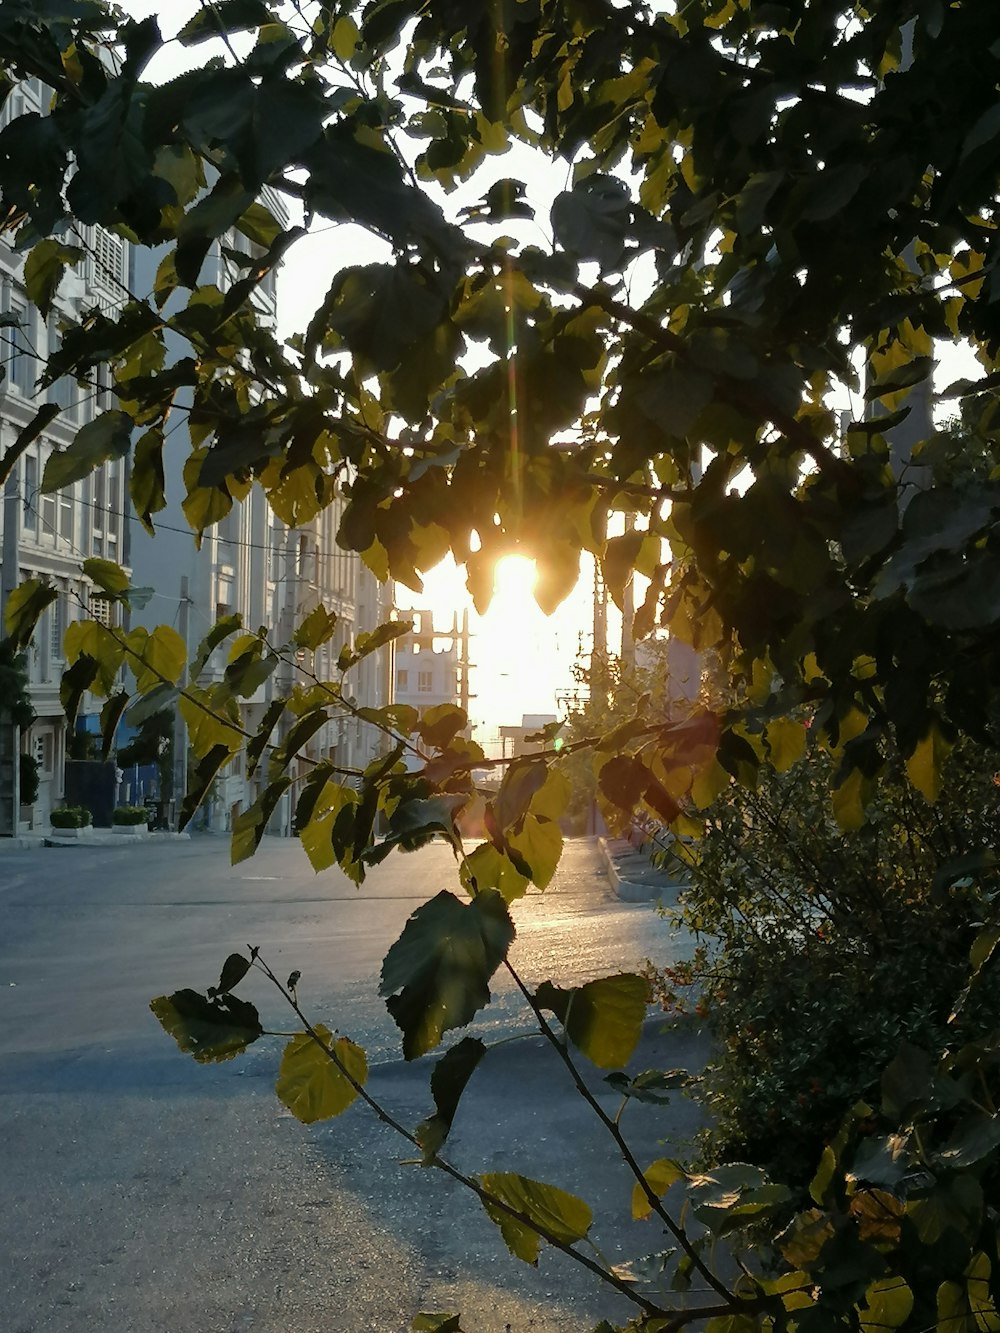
[0,79,131,832]
[393,608,469,715]
[127,199,395,832]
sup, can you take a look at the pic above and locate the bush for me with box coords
[50,806,92,829]
[112,806,149,826]
[652,736,1000,1188]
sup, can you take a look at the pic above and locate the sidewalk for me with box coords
[0,829,191,851]
[598,834,690,905]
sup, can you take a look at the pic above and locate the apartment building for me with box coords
[127,203,395,833]
[393,608,470,713]
[0,78,132,832]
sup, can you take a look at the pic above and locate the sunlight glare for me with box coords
[493,554,537,604]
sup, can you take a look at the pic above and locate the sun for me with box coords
[492,554,537,604]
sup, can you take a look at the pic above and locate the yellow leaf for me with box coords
[557,69,573,111]
[832,767,869,832]
[966,1252,1000,1333]
[937,1280,971,1333]
[299,781,360,874]
[906,722,951,803]
[461,842,530,904]
[858,1278,913,1333]
[330,14,358,59]
[179,686,243,758]
[690,758,730,810]
[133,624,187,692]
[507,813,563,889]
[275,1026,367,1124]
[765,718,807,774]
[632,1158,686,1220]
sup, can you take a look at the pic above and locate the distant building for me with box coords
[394,608,471,716]
[0,79,132,832]
[497,713,558,760]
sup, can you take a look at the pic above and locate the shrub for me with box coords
[50,806,91,829]
[112,805,149,826]
[652,736,1000,1188]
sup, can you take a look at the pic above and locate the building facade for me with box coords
[393,608,470,715]
[0,79,132,832]
[127,204,395,833]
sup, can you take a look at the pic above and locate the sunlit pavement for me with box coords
[0,837,706,1333]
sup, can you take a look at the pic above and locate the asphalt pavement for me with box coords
[0,835,707,1333]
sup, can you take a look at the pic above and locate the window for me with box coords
[59,490,73,543]
[91,226,126,292]
[90,595,115,627]
[91,467,106,556]
[50,592,65,660]
[96,363,114,411]
[41,489,55,541]
[418,670,433,693]
[22,455,37,534]
[7,296,33,394]
[396,669,409,693]
[48,316,72,411]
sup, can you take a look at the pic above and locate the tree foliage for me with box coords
[4,1,1000,1329]
[651,735,1000,1188]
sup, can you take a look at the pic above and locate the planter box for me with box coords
[112,823,147,836]
[50,825,92,839]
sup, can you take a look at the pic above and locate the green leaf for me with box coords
[935,1114,1000,1171]
[83,557,129,599]
[379,890,515,1060]
[24,238,83,318]
[150,988,262,1063]
[61,653,99,724]
[416,703,468,749]
[126,681,178,727]
[179,743,232,831]
[190,612,243,678]
[4,579,57,649]
[338,618,411,671]
[247,697,285,779]
[535,973,649,1068]
[412,1316,463,1333]
[0,403,60,486]
[294,604,338,651]
[210,953,251,996]
[41,411,133,493]
[275,1026,367,1124]
[477,1173,592,1265]
[605,1068,695,1106]
[859,1279,914,1333]
[493,758,547,831]
[177,0,273,45]
[130,427,167,535]
[632,1158,687,1220]
[415,1037,487,1161]
[99,690,130,761]
[686,1163,792,1236]
[231,777,291,865]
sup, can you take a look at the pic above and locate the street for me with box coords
[0,836,706,1333]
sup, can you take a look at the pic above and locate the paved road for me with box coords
[0,836,706,1333]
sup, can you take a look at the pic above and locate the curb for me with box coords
[597,835,686,904]
[1,831,191,851]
